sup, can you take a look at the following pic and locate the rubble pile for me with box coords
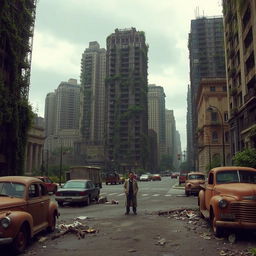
[51,220,97,240]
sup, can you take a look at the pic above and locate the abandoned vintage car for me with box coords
[198,166,256,237]
[0,176,59,254]
[185,172,205,196]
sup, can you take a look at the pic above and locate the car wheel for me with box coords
[58,202,64,207]
[95,193,99,202]
[211,212,223,237]
[86,196,90,206]
[12,225,28,254]
[47,213,57,233]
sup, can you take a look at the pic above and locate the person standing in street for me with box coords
[124,171,138,215]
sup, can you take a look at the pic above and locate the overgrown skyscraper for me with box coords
[105,28,148,171]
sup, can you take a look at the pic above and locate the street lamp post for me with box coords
[207,105,225,166]
[54,136,63,186]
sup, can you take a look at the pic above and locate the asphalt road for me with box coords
[3,177,256,256]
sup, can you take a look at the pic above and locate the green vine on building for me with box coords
[0,0,36,175]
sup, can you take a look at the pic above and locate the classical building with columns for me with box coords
[24,124,45,175]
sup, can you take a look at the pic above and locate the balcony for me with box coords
[244,87,256,103]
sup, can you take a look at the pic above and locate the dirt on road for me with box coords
[20,208,256,256]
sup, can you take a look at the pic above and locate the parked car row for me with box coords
[139,174,162,181]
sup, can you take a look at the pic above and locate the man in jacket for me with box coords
[124,171,138,215]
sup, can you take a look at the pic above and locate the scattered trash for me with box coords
[75,216,89,220]
[219,250,228,256]
[52,220,97,240]
[42,245,47,249]
[156,238,166,246]
[111,199,119,204]
[98,196,107,204]
[200,232,211,240]
[228,233,236,244]
[128,249,137,253]
[38,236,47,243]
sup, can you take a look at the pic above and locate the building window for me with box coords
[211,112,218,122]
[225,131,229,143]
[210,86,216,92]
[223,86,227,92]
[212,131,218,142]
[224,112,228,122]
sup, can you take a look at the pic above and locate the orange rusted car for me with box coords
[198,166,256,237]
[0,176,59,254]
[185,172,205,196]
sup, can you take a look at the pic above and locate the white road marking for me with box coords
[142,194,149,196]
[108,193,117,196]
[164,194,172,197]
[118,193,125,196]
[152,194,160,197]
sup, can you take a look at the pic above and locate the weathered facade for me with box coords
[223,0,256,156]
[105,28,148,171]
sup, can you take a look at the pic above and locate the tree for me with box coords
[159,155,173,171]
[232,148,256,168]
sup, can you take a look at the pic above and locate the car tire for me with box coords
[47,213,57,233]
[211,212,223,237]
[86,196,90,206]
[12,225,28,254]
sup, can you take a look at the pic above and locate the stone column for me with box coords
[34,144,39,172]
[28,143,33,175]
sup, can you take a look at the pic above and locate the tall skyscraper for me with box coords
[80,42,106,144]
[186,85,193,169]
[55,79,80,133]
[188,16,226,170]
[223,0,256,154]
[148,84,166,166]
[105,28,148,171]
[44,92,56,137]
[165,109,175,157]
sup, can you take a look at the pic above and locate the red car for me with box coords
[35,176,58,194]
[152,174,161,181]
[179,174,187,185]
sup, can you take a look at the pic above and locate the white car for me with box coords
[140,174,150,181]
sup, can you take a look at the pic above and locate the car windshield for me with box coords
[216,170,256,184]
[188,174,205,180]
[64,181,86,189]
[0,182,25,198]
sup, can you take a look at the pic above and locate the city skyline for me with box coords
[29,0,223,151]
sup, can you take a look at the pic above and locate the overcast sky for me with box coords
[29,0,223,151]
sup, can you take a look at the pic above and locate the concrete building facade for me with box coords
[148,84,166,166]
[223,0,256,155]
[165,109,175,163]
[80,41,106,144]
[188,16,226,171]
[196,78,230,172]
[105,28,148,171]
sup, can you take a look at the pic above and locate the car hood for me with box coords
[187,179,205,184]
[215,183,256,199]
[0,197,26,212]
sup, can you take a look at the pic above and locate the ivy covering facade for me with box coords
[0,0,36,175]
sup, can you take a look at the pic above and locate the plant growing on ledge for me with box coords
[232,148,256,168]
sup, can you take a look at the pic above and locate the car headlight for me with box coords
[218,199,228,208]
[1,217,11,229]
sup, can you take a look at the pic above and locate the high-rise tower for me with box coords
[80,42,106,144]
[188,17,226,170]
[148,84,166,166]
[105,28,148,171]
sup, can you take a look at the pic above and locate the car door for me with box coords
[38,183,50,224]
[205,172,214,210]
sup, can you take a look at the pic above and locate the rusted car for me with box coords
[35,176,58,194]
[198,166,256,237]
[0,176,59,254]
[185,172,205,196]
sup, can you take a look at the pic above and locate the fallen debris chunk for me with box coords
[75,216,89,221]
[228,233,236,244]
[98,196,107,204]
[38,237,48,243]
[156,238,166,246]
[128,249,137,253]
